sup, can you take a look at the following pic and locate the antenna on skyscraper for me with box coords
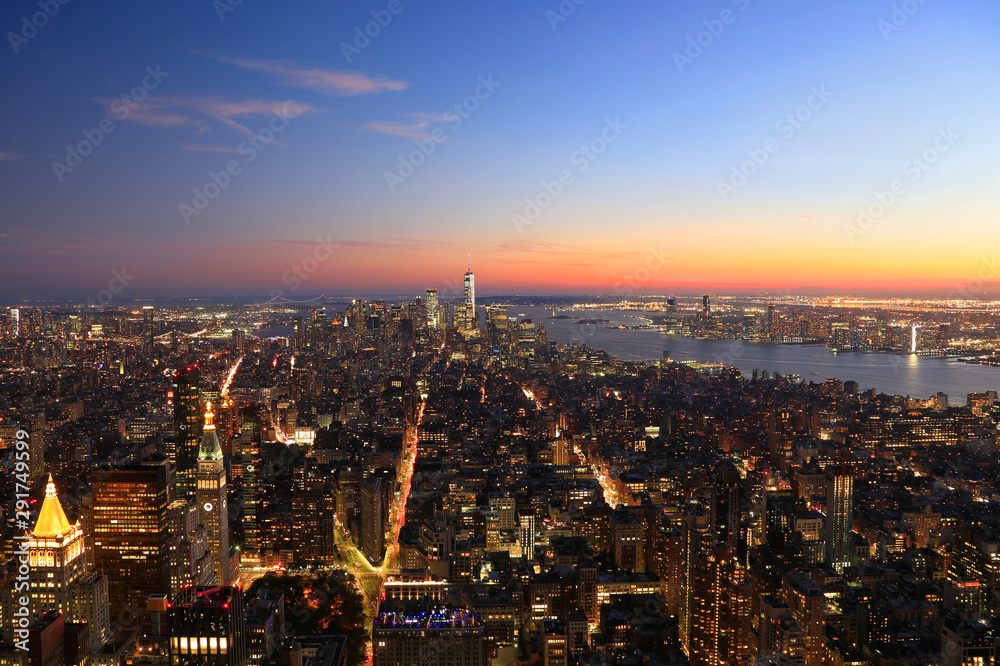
[468,253,471,272]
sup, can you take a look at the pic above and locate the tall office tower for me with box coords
[765,485,795,548]
[15,476,111,652]
[143,306,155,352]
[702,294,710,325]
[373,601,484,666]
[92,462,172,618]
[231,328,246,354]
[825,464,854,573]
[438,301,450,331]
[168,586,247,666]
[166,498,214,595]
[452,303,468,332]
[666,298,678,332]
[518,319,536,344]
[359,477,387,564]
[486,305,508,330]
[347,299,365,332]
[612,515,645,572]
[11,307,19,336]
[782,572,826,666]
[196,403,235,586]
[239,410,262,558]
[292,316,306,348]
[750,483,803,596]
[425,288,439,328]
[28,428,45,481]
[291,460,337,565]
[171,366,202,498]
[489,496,516,530]
[464,259,475,313]
[371,300,389,318]
[651,526,685,620]
[687,544,753,666]
[518,510,535,560]
[552,438,569,466]
[679,511,713,657]
[713,463,743,560]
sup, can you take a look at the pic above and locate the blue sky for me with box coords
[2,0,999,300]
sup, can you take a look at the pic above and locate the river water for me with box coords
[262,303,999,402]
[513,307,1000,402]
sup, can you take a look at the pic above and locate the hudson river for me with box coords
[516,308,1000,402]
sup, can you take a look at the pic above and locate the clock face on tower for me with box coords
[204,502,213,512]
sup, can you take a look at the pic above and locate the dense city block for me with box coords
[1,289,999,666]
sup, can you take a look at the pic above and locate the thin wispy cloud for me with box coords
[207,54,409,96]
[271,237,464,252]
[179,144,239,154]
[364,113,450,140]
[0,151,26,161]
[106,96,320,147]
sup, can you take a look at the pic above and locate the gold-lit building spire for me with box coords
[198,401,223,462]
[33,473,73,538]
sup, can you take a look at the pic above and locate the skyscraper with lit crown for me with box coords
[16,475,112,652]
[196,402,236,585]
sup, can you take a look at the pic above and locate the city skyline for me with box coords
[4,4,1000,664]
[2,2,999,299]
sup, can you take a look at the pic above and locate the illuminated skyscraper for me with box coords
[196,403,235,585]
[13,475,111,652]
[764,486,795,548]
[92,461,172,617]
[782,572,826,666]
[143,306,155,352]
[171,366,202,498]
[825,464,854,573]
[239,408,262,558]
[688,543,752,666]
[464,258,476,331]
[486,306,507,330]
[666,298,678,332]
[425,288,439,328]
[359,477,387,564]
[291,459,337,565]
[464,260,475,313]
[713,463,743,559]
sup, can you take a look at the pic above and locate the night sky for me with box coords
[2,0,999,300]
